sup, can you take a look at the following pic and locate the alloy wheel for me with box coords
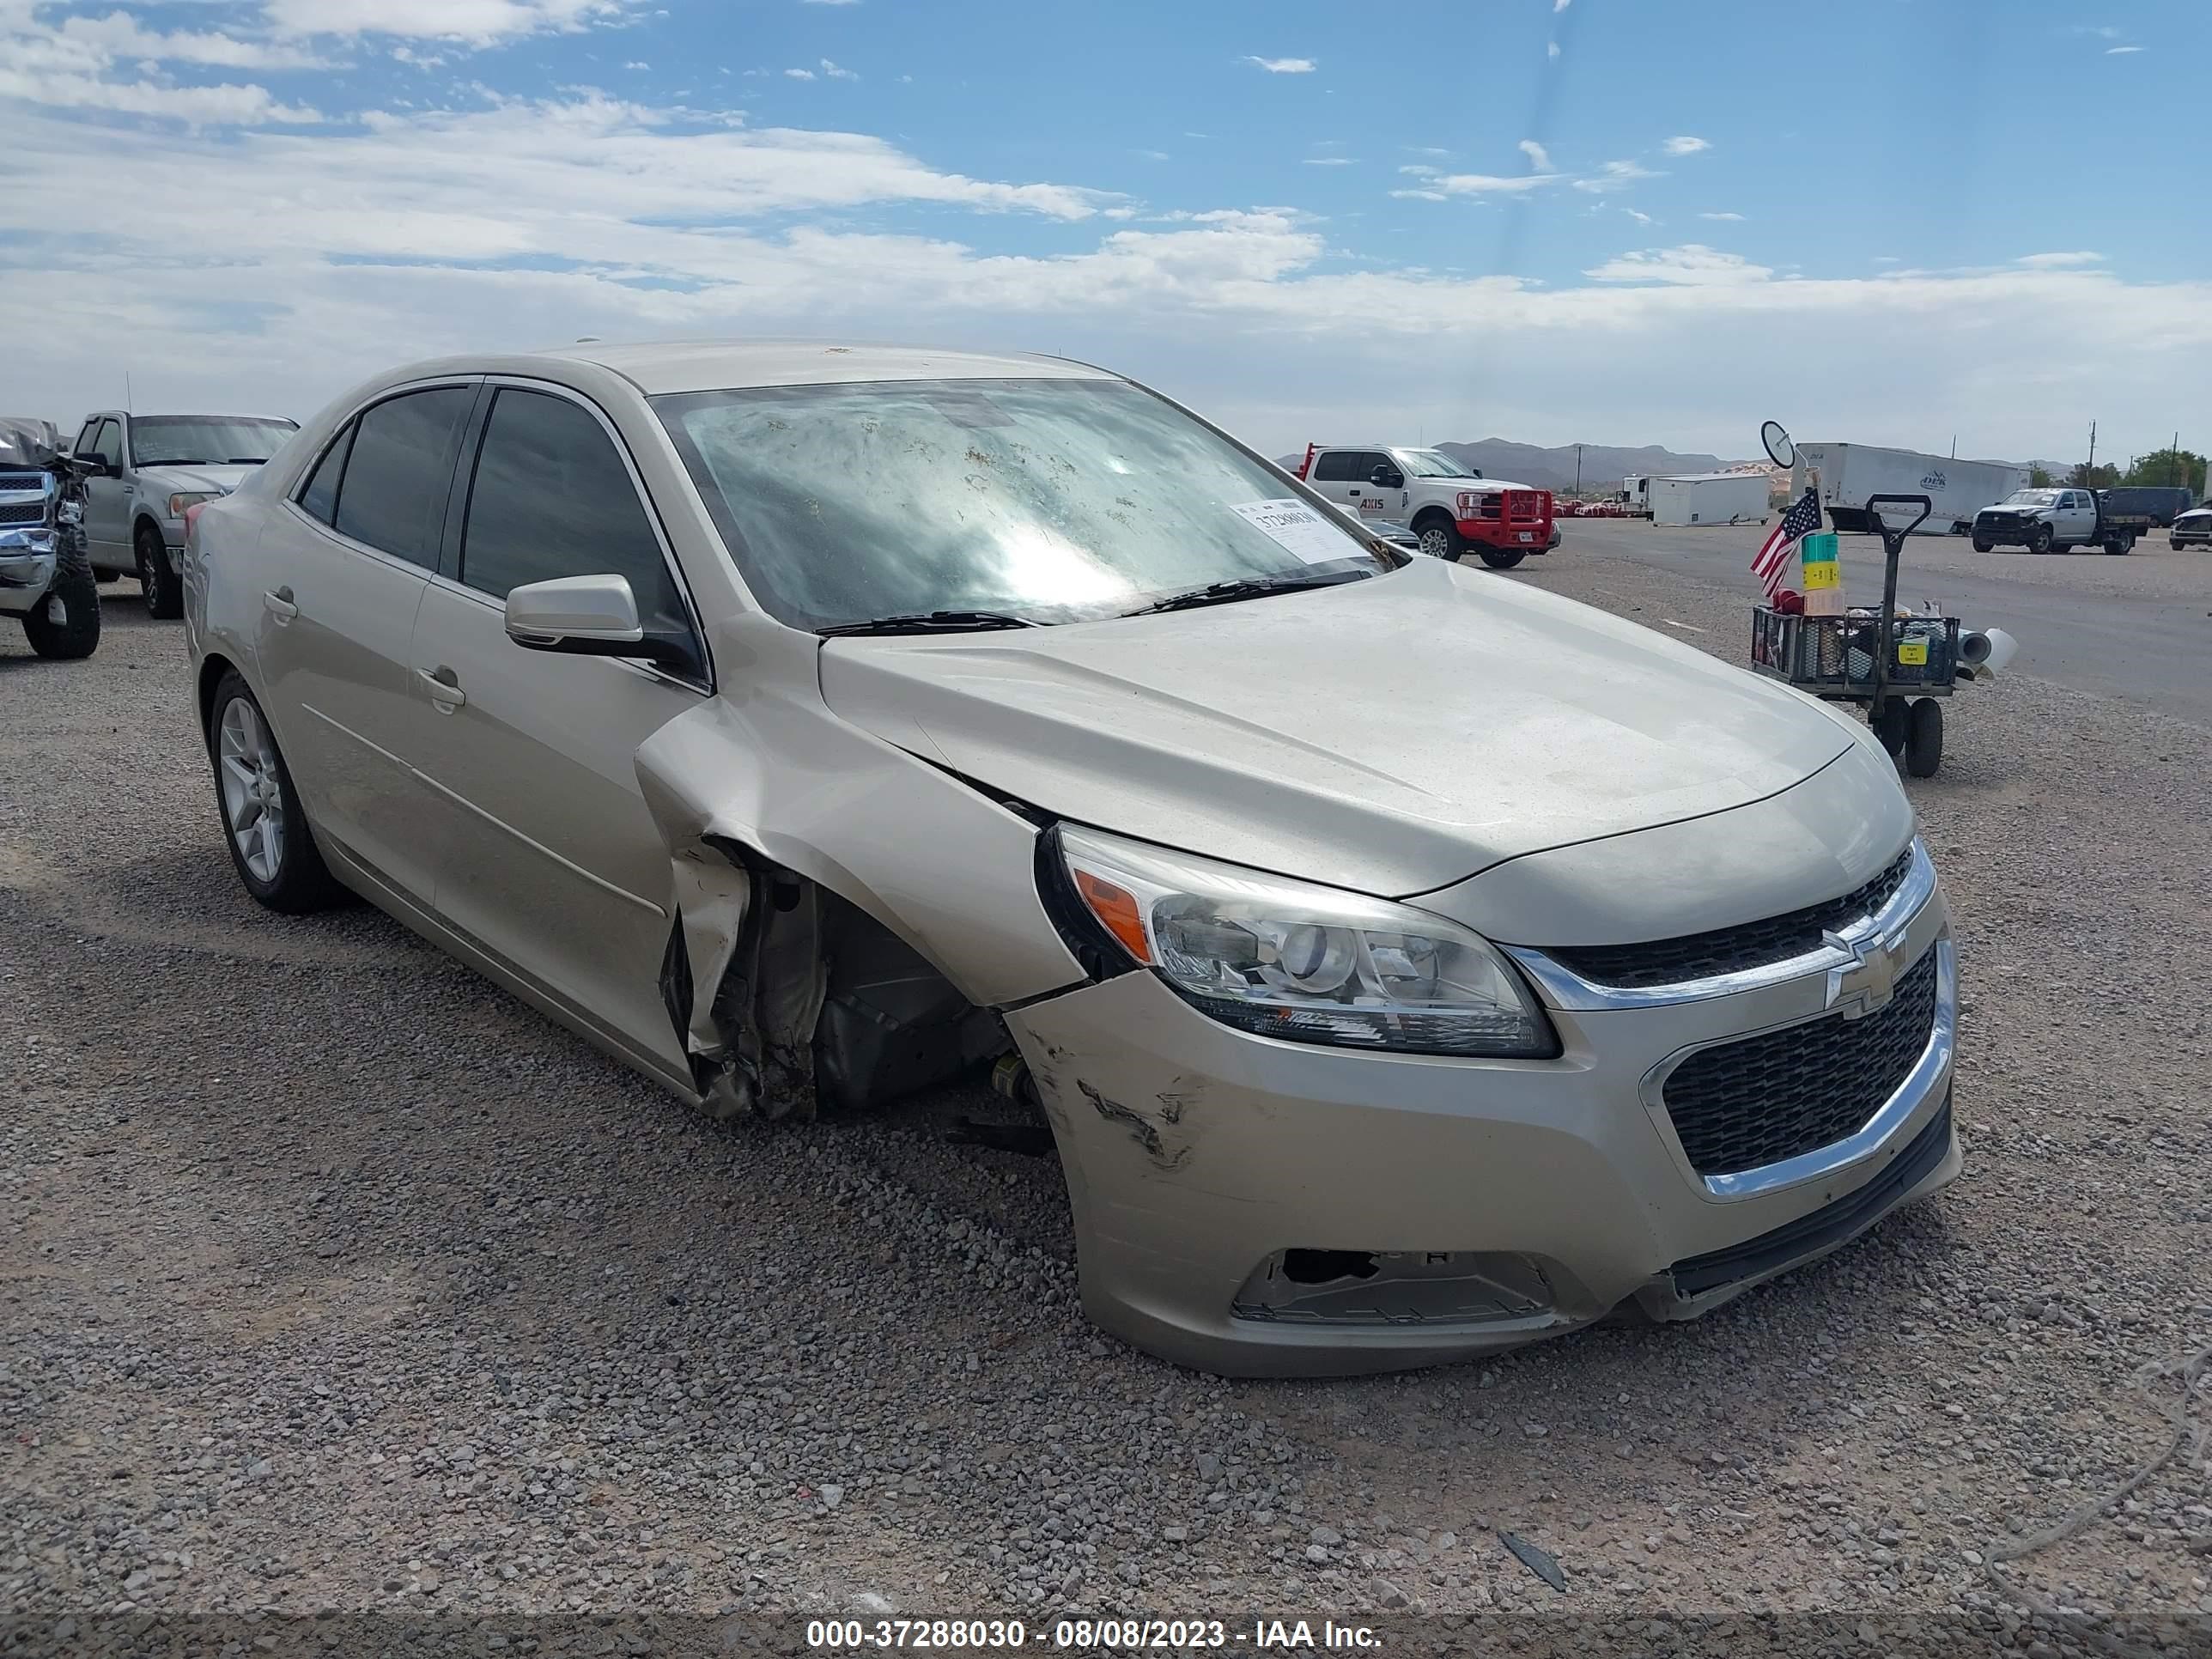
[217,698,286,884]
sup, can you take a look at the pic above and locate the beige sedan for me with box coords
[184,342,1958,1376]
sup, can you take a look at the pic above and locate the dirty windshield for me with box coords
[1397,448,1473,477]
[130,416,298,466]
[655,377,1390,632]
[2003,489,2063,506]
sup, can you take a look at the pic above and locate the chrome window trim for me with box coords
[1639,933,1954,1202]
[1503,838,1936,1012]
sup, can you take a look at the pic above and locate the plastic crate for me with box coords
[1750,610,1958,696]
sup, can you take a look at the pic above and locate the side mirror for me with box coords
[79,452,113,477]
[504,573,698,677]
[1370,465,1403,489]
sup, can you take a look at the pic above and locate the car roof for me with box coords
[520,339,1119,397]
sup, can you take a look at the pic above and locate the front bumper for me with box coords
[0,535,58,617]
[1009,875,1956,1377]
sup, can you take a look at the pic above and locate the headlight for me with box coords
[1052,824,1558,1057]
[167,491,218,519]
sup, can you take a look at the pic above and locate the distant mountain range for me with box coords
[1276,440,1744,495]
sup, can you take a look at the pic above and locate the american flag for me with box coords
[1752,487,1823,603]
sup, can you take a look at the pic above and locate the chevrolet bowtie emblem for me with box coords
[1824,929,1898,1019]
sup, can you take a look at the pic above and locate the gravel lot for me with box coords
[4,562,2209,1653]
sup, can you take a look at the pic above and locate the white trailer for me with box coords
[1649,471,1770,526]
[1796,442,2027,536]
[1620,476,1651,514]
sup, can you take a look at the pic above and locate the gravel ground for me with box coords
[3,568,2209,1654]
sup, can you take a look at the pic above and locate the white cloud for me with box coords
[1547,40,1559,58]
[1402,165,1560,195]
[1245,55,1316,73]
[4,94,2207,470]
[1623,208,1653,227]
[1389,189,1448,203]
[1517,138,1553,172]
[1584,244,1773,285]
[1698,210,1745,222]
[2106,45,2142,54]
[819,57,857,79]
[1554,0,1571,9]
[47,12,331,70]
[264,0,636,44]
[1572,160,1661,194]
[783,66,815,79]
[1662,135,1711,155]
[1303,156,1353,167]
[2016,251,2104,268]
[625,59,649,69]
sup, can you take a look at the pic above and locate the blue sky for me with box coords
[4,0,2208,464]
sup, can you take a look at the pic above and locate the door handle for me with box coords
[263,586,297,622]
[417,666,467,710]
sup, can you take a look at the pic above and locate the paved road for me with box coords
[1556,519,2212,727]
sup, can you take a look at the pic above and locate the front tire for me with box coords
[206,672,343,914]
[2027,523,2053,555]
[1414,515,1467,563]
[21,532,100,660]
[1971,536,1992,553]
[1478,547,1529,569]
[137,522,183,619]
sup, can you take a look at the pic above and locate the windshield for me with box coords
[131,416,297,466]
[1395,448,1474,478]
[657,378,1393,631]
[2003,489,2063,506]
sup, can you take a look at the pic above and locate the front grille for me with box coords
[0,473,46,492]
[1549,844,1914,989]
[1662,945,1940,1178]
[0,501,45,525]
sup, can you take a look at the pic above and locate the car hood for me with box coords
[136,463,258,500]
[818,558,1860,896]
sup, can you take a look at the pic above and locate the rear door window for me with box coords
[1310,450,1358,483]
[331,388,474,568]
[296,423,355,527]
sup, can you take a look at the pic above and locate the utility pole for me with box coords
[1574,442,1583,499]
[2087,419,2097,477]
[125,371,133,413]
[2173,430,2182,488]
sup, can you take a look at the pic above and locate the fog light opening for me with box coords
[1280,1249,1379,1285]
[1233,1249,1558,1328]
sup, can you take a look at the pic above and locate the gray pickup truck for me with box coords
[70,410,298,617]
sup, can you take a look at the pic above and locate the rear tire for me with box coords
[1873,699,1910,757]
[21,532,100,660]
[137,522,183,619]
[2103,535,2132,556]
[1478,547,1529,570]
[205,672,344,914]
[1905,698,1944,778]
[1414,514,1466,563]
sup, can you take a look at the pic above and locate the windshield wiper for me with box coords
[817,609,1040,637]
[1122,568,1371,617]
[226,457,269,465]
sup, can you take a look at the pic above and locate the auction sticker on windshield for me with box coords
[1228,498,1363,565]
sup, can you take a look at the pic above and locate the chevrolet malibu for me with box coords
[183,343,1959,1376]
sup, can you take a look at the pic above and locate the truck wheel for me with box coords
[2027,524,2053,554]
[137,522,184,619]
[2103,535,2132,556]
[1478,548,1528,570]
[1414,515,1466,563]
[1872,699,1909,757]
[1904,698,1943,778]
[21,533,101,660]
[1971,535,1992,552]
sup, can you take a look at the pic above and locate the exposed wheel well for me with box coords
[133,514,166,548]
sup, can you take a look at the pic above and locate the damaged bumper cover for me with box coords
[1006,909,1957,1379]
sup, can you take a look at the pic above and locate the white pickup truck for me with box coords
[1293,444,1555,568]
[1968,487,2149,556]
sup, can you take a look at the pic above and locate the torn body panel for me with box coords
[632,617,1085,1119]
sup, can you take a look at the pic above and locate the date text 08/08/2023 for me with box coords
[805,1617,1385,1649]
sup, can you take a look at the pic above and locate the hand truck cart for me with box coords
[1747,492,1959,777]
